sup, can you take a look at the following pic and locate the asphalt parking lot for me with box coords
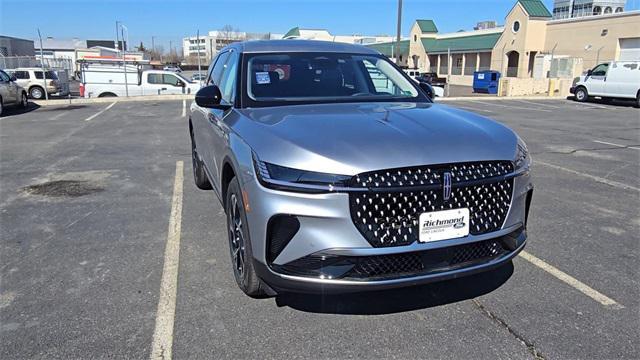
[1,97,638,359]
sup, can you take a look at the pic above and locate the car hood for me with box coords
[234,102,518,175]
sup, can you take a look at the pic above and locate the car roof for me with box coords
[227,39,380,55]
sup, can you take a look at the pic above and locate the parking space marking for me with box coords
[467,100,551,112]
[51,112,67,120]
[593,140,640,151]
[84,101,117,121]
[181,100,186,117]
[150,161,184,360]
[519,251,623,309]
[451,104,495,113]
[512,99,561,109]
[535,160,640,192]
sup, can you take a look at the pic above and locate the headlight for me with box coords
[253,155,351,193]
[515,139,531,171]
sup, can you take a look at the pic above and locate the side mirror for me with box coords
[586,69,593,76]
[195,85,230,109]
[419,81,434,99]
[10,75,17,82]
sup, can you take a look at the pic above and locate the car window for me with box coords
[591,64,608,76]
[209,51,230,86]
[34,71,58,80]
[163,74,180,86]
[148,73,163,84]
[0,70,10,82]
[13,71,29,79]
[218,51,239,104]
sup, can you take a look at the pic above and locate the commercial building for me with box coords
[366,0,639,89]
[182,31,283,64]
[0,35,35,56]
[552,0,627,19]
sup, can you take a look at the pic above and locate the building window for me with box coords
[414,34,417,42]
[593,6,601,15]
[512,21,520,33]
[604,6,612,14]
[615,7,623,13]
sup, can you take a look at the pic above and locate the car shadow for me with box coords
[2,102,40,116]
[566,96,638,108]
[274,261,514,315]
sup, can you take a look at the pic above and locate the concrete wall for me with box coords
[544,12,640,69]
[0,36,35,56]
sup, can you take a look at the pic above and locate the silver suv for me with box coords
[0,70,28,116]
[189,40,533,297]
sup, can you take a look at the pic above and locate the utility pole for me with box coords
[37,28,49,100]
[394,0,403,65]
[121,26,129,97]
[115,21,120,50]
[151,36,155,60]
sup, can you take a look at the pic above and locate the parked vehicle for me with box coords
[79,61,200,98]
[0,70,28,116]
[571,61,640,107]
[191,73,206,82]
[189,40,533,297]
[163,65,182,73]
[4,67,66,99]
[415,72,447,87]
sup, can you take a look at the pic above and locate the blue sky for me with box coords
[1,0,638,51]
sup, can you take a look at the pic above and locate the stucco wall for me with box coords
[544,12,640,69]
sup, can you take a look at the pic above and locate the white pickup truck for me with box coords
[80,62,200,98]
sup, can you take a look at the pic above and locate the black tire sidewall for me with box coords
[21,93,28,108]
[225,178,263,296]
[30,87,44,99]
[190,132,212,190]
[575,87,588,102]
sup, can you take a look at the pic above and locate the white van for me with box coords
[571,61,640,107]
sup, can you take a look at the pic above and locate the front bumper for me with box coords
[243,165,533,294]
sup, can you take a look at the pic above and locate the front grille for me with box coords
[349,161,514,247]
[273,238,512,281]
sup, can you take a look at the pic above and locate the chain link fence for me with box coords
[1,56,74,77]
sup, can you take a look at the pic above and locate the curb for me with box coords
[32,94,193,106]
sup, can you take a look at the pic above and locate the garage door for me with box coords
[619,38,640,61]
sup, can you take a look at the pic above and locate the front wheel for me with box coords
[0,97,4,116]
[190,130,212,190]
[574,87,588,102]
[636,91,640,108]
[226,177,266,297]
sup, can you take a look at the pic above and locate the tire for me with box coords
[226,177,266,297]
[636,91,640,109]
[0,96,4,117]
[574,87,588,102]
[190,130,212,190]
[20,92,28,108]
[29,86,44,100]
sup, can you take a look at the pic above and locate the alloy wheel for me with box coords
[228,194,245,279]
[576,89,587,101]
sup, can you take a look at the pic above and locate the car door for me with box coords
[161,74,187,94]
[0,71,17,104]
[145,73,167,95]
[192,51,230,191]
[584,63,608,96]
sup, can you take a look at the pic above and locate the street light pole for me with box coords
[37,28,49,100]
[115,21,120,50]
[395,0,403,65]
[197,30,202,84]
[121,25,129,97]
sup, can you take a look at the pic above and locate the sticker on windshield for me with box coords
[255,72,270,84]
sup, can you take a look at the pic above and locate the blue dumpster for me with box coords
[473,71,501,94]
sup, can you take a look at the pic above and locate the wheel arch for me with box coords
[221,157,237,209]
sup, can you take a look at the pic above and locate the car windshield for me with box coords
[246,52,422,105]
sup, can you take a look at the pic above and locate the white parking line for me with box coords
[593,140,640,151]
[512,99,561,109]
[181,100,186,117]
[150,161,184,360]
[519,251,623,309]
[84,101,117,121]
[467,100,551,112]
[51,112,67,120]
[535,160,640,192]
